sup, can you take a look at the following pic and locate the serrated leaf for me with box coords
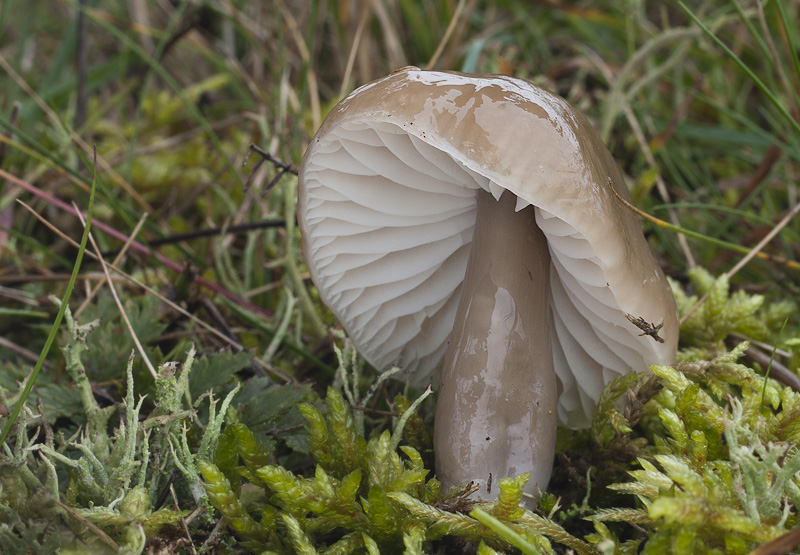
[188,351,253,401]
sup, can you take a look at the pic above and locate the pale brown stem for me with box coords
[434,190,557,507]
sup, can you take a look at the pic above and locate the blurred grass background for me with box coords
[0,0,799,551]
[2,1,798,336]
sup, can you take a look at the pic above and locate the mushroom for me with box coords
[297,67,678,506]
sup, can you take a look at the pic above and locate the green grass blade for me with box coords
[470,508,544,555]
[678,1,800,138]
[0,152,96,445]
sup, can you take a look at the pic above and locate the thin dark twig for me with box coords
[100,219,285,257]
[157,10,202,63]
[726,337,800,393]
[242,144,299,195]
[243,144,299,175]
[154,471,181,511]
[3,168,274,319]
[265,168,291,192]
[242,156,266,192]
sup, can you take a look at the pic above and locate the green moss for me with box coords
[191,269,800,553]
[6,266,800,554]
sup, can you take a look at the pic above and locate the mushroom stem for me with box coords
[434,189,557,506]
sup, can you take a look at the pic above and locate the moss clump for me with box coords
[194,270,800,554]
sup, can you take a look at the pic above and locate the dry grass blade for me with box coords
[0,336,55,369]
[170,483,198,555]
[0,54,152,212]
[585,50,697,269]
[15,200,292,383]
[749,524,800,555]
[426,0,470,70]
[74,211,149,318]
[756,1,798,121]
[339,0,372,99]
[125,0,155,51]
[2,168,274,318]
[371,0,405,69]
[609,187,800,271]
[276,0,320,130]
[0,273,123,285]
[680,200,800,325]
[50,496,120,551]
[73,205,158,380]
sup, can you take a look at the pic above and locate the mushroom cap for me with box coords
[298,67,678,428]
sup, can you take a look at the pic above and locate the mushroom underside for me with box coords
[301,119,652,427]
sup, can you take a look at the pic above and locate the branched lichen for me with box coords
[0,307,258,551]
